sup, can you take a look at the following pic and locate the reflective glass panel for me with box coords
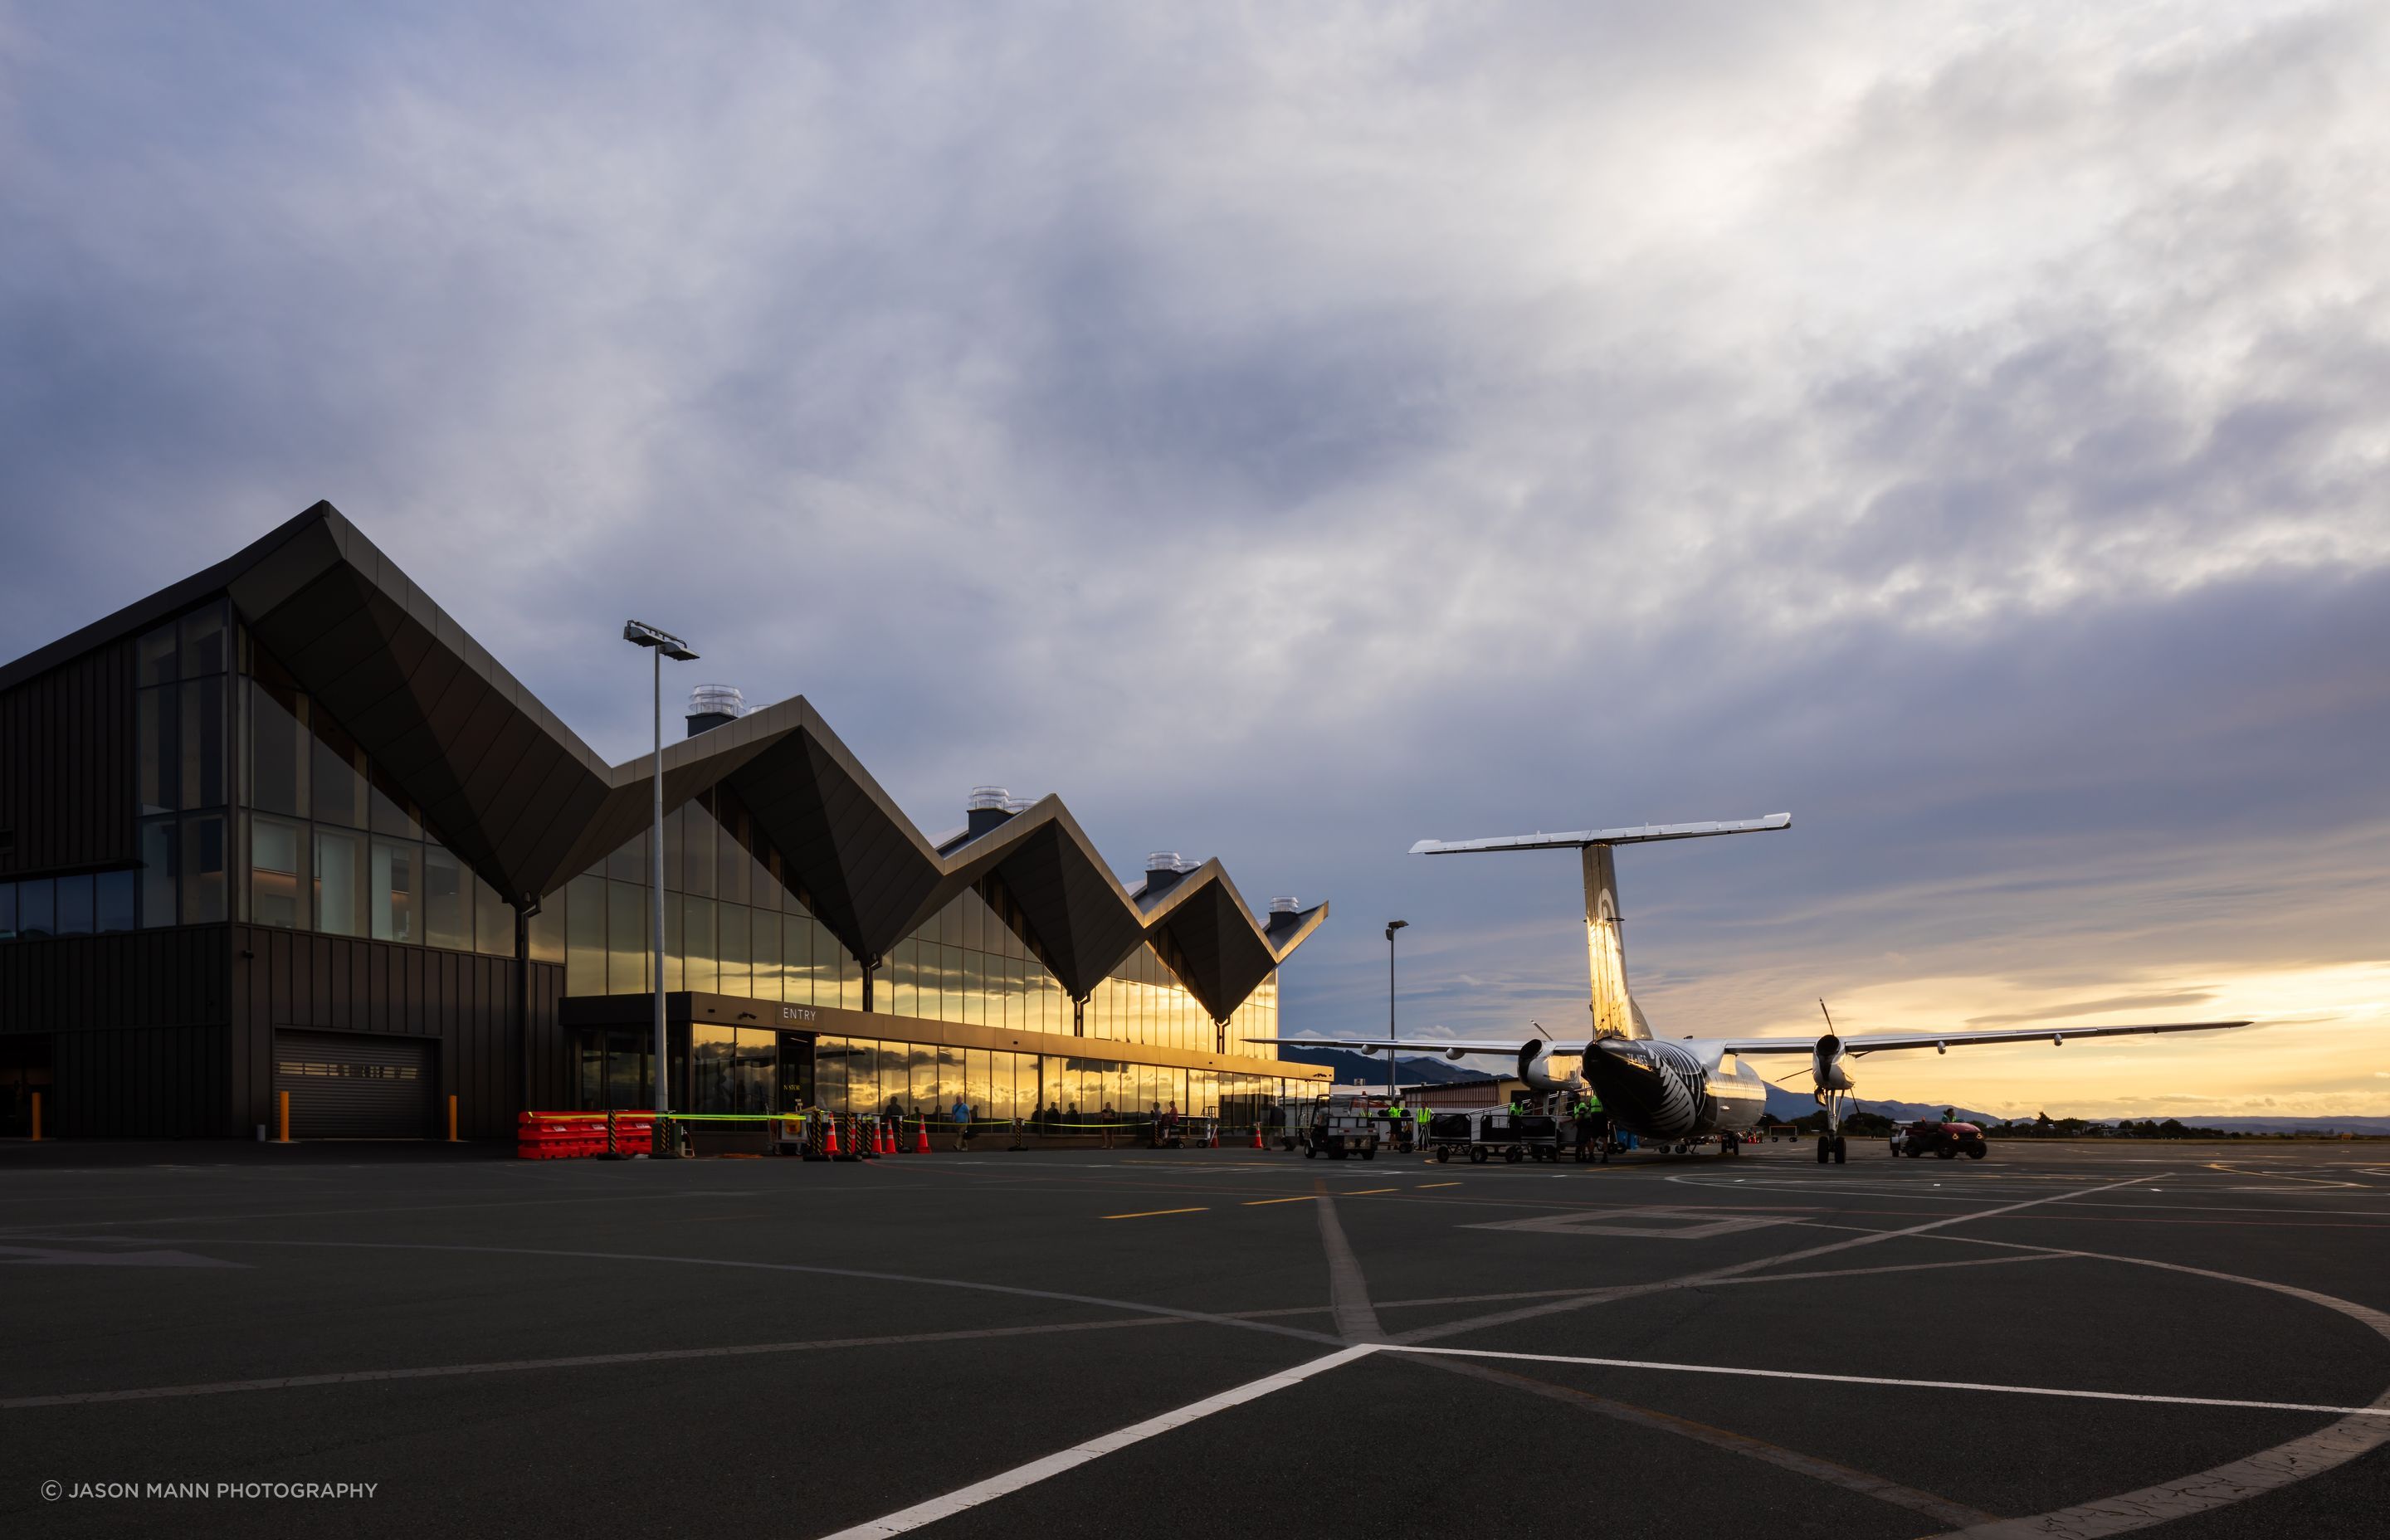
[178,680,225,810]
[735,1027,775,1115]
[750,909,781,1001]
[473,872,510,957]
[691,1023,734,1114]
[370,839,418,943]
[247,680,305,816]
[423,845,469,950]
[529,898,563,966]
[53,874,94,936]
[368,765,420,839]
[716,806,747,904]
[310,711,367,828]
[314,828,363,936]
[136,621,178,685]
[179,603,227,676]
[17,878,55,938]
[249,816,306,928]
[139,817,175,927]
[564,875,606,994]
[137,686,174,816]
[181,813,227,923]
[683,897,715,992]
[717,904,750,997]
[607,880,647,993]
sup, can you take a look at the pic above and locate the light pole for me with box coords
[1384,919,1408,1107]
[623,620,697,1143]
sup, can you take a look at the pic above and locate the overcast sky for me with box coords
[5,2,2384,1117]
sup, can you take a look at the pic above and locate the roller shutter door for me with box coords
[273,1031,435,1138]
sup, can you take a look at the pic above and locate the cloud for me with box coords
[2,1,2384,1116]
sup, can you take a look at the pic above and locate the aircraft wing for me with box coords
[1718,1020,2254,1055]
[1259,1037,1534,1059]
[1411,811,1790,855]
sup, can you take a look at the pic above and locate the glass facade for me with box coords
[556,793,1278,1050]
[225,636,557,962]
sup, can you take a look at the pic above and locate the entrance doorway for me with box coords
[777,1032,815,1113]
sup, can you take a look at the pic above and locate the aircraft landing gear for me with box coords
[1814,1085,1851,1165]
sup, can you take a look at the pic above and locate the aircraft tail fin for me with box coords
[1412,813,1789,1041]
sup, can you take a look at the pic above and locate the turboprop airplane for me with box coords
[1268,814,2253,1163]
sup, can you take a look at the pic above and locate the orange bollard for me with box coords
[914,1118,932,1155]
[276,1089,292,1143]
[447,1094,460,1143]
[28,1091,40,1143]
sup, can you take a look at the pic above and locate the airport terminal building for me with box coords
[0,502,1329,1139]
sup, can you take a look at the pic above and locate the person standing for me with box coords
[1100,1100,1117,1149]
[951,1093,973,1151]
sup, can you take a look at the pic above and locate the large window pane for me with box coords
[368,765,420,839]
[783,913,812,1003]
[607,880,647,994]
[178,680,225,810]
[94,871,134,934]
[315,828,363,936]
[423,845,469,950]
[716,807,749,904]
[246,680,306,816]
[473,873,511,957]
[734,1028,775,1115]
[249,815,306,929]
[605,1030,648,1110]
[750,908,781,1001]
[53,874,94,936]
[606,833,645,885]
[564,875,607,995]
[17,879,55,938]
[310,711,368,828]
[136,622,178,686]
[681,804,715,898]
[370,838,419,943]
[814,1037,847,1113]
[179,602,227,676]
[682,897,715,992]
[139,817,176,927]
[529,899,563,966]
[138,686,176,815]
[181,813,227,923]
[690,1023,734,1114]
[717,903,750,997]
[837,941,861,1011]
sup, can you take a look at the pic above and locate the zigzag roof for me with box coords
[0,500,1326,1018]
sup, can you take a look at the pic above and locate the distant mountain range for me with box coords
[1760,1083,2390,1134]
[1275,1047,1488,1087]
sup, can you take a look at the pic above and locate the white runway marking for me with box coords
[1380,1345,2390,1419]
[816,1346,1379,1539]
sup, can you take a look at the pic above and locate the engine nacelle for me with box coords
[1516,1040,1584,1094]
[1812,1032,1854,1093]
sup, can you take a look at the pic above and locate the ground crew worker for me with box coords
[951,1094,972,1151]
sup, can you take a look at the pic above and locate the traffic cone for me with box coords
[1251,1125,1265,1149]
[915,1119,932,1155]
[877,1119,893,1156]
[822,1117,841,1158]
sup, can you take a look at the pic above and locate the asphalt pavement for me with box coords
[3,1135,2387,1538]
